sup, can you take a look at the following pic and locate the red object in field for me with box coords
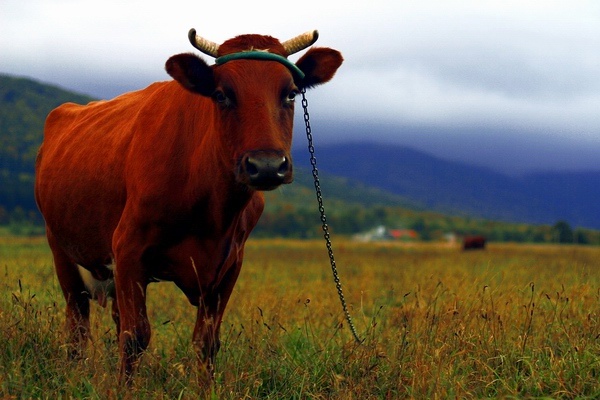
[463,236,486,250]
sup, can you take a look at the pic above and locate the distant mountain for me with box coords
[521,171,600,229]
[293,142,600,229]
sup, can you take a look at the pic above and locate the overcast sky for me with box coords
[1,0,599,174]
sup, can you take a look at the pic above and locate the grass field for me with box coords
[1,235,600,399]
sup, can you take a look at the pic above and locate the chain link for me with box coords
[300,88,362,344]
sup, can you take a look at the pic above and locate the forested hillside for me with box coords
[0,74,94,222]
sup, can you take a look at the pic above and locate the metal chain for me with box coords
[300,88,362,344]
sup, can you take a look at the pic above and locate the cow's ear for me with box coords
[295,47,343,89]
[166,53,215,96]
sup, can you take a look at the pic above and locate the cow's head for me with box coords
[165,29,343,191]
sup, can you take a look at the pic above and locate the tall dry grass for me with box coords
[1,236,600,398]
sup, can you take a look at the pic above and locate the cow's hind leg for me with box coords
[48,230,91,358]
[111,298,121,339]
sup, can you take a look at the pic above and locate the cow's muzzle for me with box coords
[238,151,293,191]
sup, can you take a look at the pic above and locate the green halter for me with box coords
[215,51,305,81]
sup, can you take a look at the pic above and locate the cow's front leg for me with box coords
[192,259,243,384]
[193,300,222,384]
[113,226,152,385]
[115,262,150,385]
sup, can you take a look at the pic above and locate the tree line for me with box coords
[253,202,600,245]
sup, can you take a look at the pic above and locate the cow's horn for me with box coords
[188,28,219,58]
[282,30,319,56]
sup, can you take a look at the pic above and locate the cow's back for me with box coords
[35,82,170,265]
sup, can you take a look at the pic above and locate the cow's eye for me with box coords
[213,89,236,108]
[213,90,228,104]
[285,90,298,105]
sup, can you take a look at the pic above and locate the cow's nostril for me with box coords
[245,157,259,176]
[277,157,289,176]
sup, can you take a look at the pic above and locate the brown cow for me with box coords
[463,236,486,250]
[35,29,342,384]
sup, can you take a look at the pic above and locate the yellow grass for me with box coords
[1,236,600,398]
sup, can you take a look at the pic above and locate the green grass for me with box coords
[2,236,600,398]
